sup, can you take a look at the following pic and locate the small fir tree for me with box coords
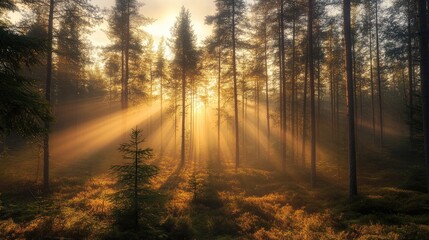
[110,127,163,238]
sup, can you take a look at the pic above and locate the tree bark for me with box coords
[344,0,358,197]
[218,46,221,163]
[233,0,240,169]
[369,4,376,142]
[308,0,316,187]
[160,74,163,155]
[181,60,186,166]
[302,44,309,167]
[375,0,383,145]
[44,0,55,194]
[279,0,287,171]
[417,0,429,193]
[264,17,271,160]
[407,0,414,142]
[256,70,261,161]
[292,6,297,164]
[123,0,130,110]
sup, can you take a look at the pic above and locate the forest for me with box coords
[1,0,429,238]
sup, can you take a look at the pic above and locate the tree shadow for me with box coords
[159,160,185,192]
[187,166,238,239]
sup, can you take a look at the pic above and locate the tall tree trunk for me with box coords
[242,83,247,163]
[121,48,125,109]
[160,75,163,155]
[174,92,177,159]
[233,0,240,169]
[181,64,186,166]
[280,0,287,171]
[292,7,296,164]
[218,46,221,163]
[375,0,383,145]
[264,23,271,160]
[417,0,429,193]
[335,51,340,170]
[308,0,316,187]
[124,1,130,110]
[369,6,376,142]
[407,0,414,142]
[329,31,335,141]
[316,26,321,154]
[256,73,261,161]
[190,82,195,163]
[44,0,54,193]
[302,45,309,166]
[189,82,193,162]
[352,22,359,151]
[149,62,153,136]
[344,0,358,197]
[278,14,284,168]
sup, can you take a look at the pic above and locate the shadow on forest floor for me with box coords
[1,144,429,239]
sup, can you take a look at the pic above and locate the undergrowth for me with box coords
[1,157,428,239]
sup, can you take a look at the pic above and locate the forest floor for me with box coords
[1,139,429,240]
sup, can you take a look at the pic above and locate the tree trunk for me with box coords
[316,26,321,155]
[264,25,271,161]
[218,46,221,163]
[302,45,309,166]
[149,62,153,136]
[160,75,163,155]
[417,0,429,193]
[344,0,358,197]
[44,0,55,194]
[407,0,414,142]
[121,48,125,109]
[124,0,130,110]
[279,0,287,170]
[369,6,376,142]
[329,30,335,142]
[181,65,186,166]
[375,0,383,145]
[242,83,247,163]
[308,0,316,187]
[256,71,261,162]
[292,7,296,164]
[174,92,177,159]
[278,14,284,168]
[352,23,359,152]
[233,0,240,169]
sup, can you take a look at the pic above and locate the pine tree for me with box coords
[22,0,99,193]
[110,127,163,236]
[56,2,89,100]
[170,7,199,166]
[206,0,245,168]
[0,3,51,139]
[107,0,146,109]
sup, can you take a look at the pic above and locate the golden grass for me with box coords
[1,157,429,239]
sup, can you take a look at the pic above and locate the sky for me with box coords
[89,0,220,51]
